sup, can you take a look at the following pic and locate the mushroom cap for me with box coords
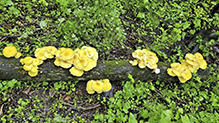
[46,46,57,55]
[170,62,181,70]
[185,53,195,60]
[59,48,74,60]
[129,60,138,66]
[91,51,98,61]
[194,52,204,60]
[83,46,97,58]
[30,66,38,73]
[14,52,22,59]
[172,69,181,76]
[197,59,207,69]
[167,68,176,76]
[187,64,197,73]
[142,49,149,53]
[102,79,112,92]
[147,63,158,69]
[23,56,33,65]
[35,48,47,60]
[181,68,192,81]
[74,57,88,70]
[69,67,84,77]
[87,80,95,90]
[32,58,43,66]
[28,70,38,77]
[71,53,79,65]
[147,50,157,58]
[146,58,157,66]
[54,57,61,66]
[178,76,187,83]
[86,87,95,94]
[78,49,87,57]
[83,59,97,71]
[20,58,24,65]
[3,46,17,58]
[66,58,74,64]
[132,50,144,60]
[23,64,33,71]
[44,51,54,59]
[92,81,104,93]
[186,59,196,66]
[55,47,66,57]
[59,60,72,69]
[73,48,80,54]
[180,60,188,67]
[138,59,146,68]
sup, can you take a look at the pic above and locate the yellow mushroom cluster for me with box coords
[53,47,75,68]
[183,53,207,73]
[18,46,57,77]
[53,46,98,76]
[35,46,57,60]
[20,56,43,77]
[129,49,158,69]
[68,46,98,77]
[86,79,112,94]
[2,46,22,59]
[167,52,207,83]
[2,45,98,78]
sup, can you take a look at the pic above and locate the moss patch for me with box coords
[103,60,129,75]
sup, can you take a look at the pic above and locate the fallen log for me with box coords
[0,56,209,82]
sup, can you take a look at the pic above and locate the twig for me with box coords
[0,37,7,42]
[61,100,101,111]
[0,104,4,116]
[153,88,170,104]
[200,2,213,18]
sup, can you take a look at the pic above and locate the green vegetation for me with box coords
[0,0,125,57]
[93,74,219,122]
[0,0,219,122]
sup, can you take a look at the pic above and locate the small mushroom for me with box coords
[23,56,33,65]
[32,58,43,66]
[132,49,144,60]
[59,48,74,60]
[69,67,84,77]
[102,79,112,92]
[46,46,57,55]
[86,80,95,94]
[54,57,61,66]
[35,48,47,60]
[185,53,195,61]
[178,67,192,83]
[59,60,72,69]
[92,80,104,93]
[83,59,97,71]
[28,70,38,77]
[74,57,88,70]
[77,49,87,57]
[2,46,17,58]
[14,52,22,59]
[138,59,146,68]
[23,64,33,71]
[129,60,138,66]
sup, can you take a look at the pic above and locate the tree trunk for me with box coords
[0,56,209,82]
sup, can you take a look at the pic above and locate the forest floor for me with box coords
[0,1,219,123]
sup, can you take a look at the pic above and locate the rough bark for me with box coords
[0,56,209,82]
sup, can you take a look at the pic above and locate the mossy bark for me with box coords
[0,56,209,82]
